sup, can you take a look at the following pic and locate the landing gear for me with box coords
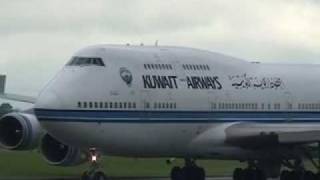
[280,169,317,180]
[280,159,318,180]
[232,161,266,180]
[81,148,108,180]
[170,159,205,180]
[279,143,320,180]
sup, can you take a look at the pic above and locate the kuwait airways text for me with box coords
[142,75,222,90]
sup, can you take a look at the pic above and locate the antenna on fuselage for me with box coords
[155,40,158,47]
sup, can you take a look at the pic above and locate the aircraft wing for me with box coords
[225,122,320,149]
[0,75,36,104]
[0,93,36,103]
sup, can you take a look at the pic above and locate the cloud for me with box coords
[0,0,319,95]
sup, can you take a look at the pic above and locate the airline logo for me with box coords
[120,67,133,86]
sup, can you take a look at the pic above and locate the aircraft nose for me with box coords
[35,91,62,109]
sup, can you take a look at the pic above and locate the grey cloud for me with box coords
[0,0,319,95]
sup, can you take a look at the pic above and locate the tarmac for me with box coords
[0,177,233,180]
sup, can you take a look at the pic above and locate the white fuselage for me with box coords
[33,45,320,159]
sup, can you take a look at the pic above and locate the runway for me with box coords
[0,177,233,180]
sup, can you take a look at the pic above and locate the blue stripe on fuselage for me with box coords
[34,108,320,123]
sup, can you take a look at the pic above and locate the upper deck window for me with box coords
[67,57,105,67]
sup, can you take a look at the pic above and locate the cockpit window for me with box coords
[67,57,105,66]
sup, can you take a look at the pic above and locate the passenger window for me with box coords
[145,102,150,109]
[83,102,87,108]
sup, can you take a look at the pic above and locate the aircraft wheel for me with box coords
[316,172,320,180]
[255,169,266,180]
[92,171,108,180]
[183,166,205,180]
[280,170,290,180]
[196,167,205,180]
[170,166,185,180]
[81,171,90,180]
[233,168,243,180]
[243,168,254,180]
[304,171,316,180]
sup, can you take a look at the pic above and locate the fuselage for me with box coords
[33,45,320,159]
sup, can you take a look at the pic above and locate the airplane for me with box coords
[1,44,320,180]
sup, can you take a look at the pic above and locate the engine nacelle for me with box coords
[0,112,42,150]
[40,133,87,166]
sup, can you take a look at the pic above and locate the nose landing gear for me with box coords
[81,148,108,180]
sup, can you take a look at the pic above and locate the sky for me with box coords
[0,0,319,106]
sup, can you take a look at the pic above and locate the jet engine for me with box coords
[0,112,42,150]
[40,133,87,166]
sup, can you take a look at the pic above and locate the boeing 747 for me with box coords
[1,44,320,180]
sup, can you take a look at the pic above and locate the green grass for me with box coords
[0,150,244,177]
[1,150,316,177]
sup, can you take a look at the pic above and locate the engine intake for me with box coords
[41,134,87,166]
[0,112,41,150]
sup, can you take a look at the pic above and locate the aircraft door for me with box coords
[284,91,294,121]
[141,89,151,120]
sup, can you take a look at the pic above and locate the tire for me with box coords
[255,169,266,180]
[171,166,183,180]
[183,166,195,180]
[233,168,243,180]
[290,171,301,180]
[197,167,206,180]
[81,171,90,180]
[304,171,316,180]
[315,172,320,180]
[280,170,289,180]
[243,169,254,180]
[93,171,108,180]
